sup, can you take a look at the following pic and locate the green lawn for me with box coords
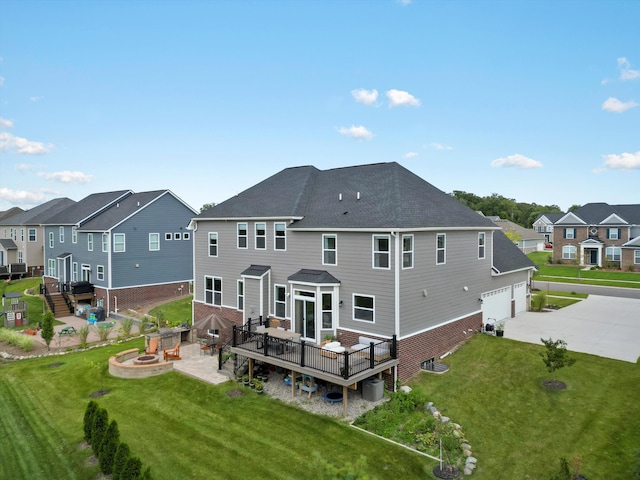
[409,335,640,479]
[149,295,192,326]
[0,339,431,480]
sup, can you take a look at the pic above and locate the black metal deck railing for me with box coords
[231,325,397,381]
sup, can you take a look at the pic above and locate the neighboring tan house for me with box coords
[532,213,564,244]
[489,216,546,254]
[189,162,536,387]
[0,198,76,275]
[42,190,197,316]
[553,203,640,271]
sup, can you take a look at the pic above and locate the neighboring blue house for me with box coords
[189,162,536,384]
[42,189,197,316]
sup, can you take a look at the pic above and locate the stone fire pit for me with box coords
[133,354,159,365]
[109,349,173,379]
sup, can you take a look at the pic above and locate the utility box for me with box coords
[363,378,384,402]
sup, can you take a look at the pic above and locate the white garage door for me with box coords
[482,286,511,324]
[513,282,527,316]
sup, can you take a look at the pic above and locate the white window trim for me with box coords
[72,262,78,282]
[88,233,94,251]
[183,232,190,240]
[97,265,105,281]
[28,228,37,242]
[237,280,244,311]
[149,233,160,251]
[562,245,576,260]
[322,234,337,266]
[165,233,172,240]
[605,246,621,262]
[255,223,266,250]
[565,228,575,240]
[72,226,77,244]
[608,228,619,240]
[372,234,390,270]
[436,233,446,265]
[274,284,287,318]
[478,232,486,260]
[48,232,54,248]
[47,259,56,276]
[237,222,248,249]
[59,226,64,243]
[274,222,286,251]
[353,293,375,323]
[113,233,126,253]
[402,234,414,269]
[102,233,109,253]
[635,250,640,265]
[208,232,218,257]
[174,232,181,240]
[321,292,333,329]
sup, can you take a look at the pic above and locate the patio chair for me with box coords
[145,337,158,355]
[163,342,181,361]
[269,318,281,328]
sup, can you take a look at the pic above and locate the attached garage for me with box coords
[482,286,511,324]
[513,282,527,316]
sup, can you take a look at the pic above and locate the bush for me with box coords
[77,325,90,349]
[99,419,120,475]
[119,318,134,336]
[41,311,55,350]
[91,407,109,454]
[96,324,113,341]
[119,456,142,480]
[112,442,131,480]
[531,292,547,311]
[0,328,35,351]
[83,400,99,442]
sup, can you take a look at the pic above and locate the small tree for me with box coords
[91,407,109,454]
[99,419,120,475]
[112,442,131,480]
[139,466,153,480]
[41,311,55,351]
[119,456,143,480]
[83,400,99,442]
[540,338,576,382]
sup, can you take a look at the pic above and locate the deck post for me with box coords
[343,385,348,417]
[291,370,297,398]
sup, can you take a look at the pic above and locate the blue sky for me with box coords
[1,0,638,214]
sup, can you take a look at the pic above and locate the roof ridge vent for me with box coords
[339,193,342,201]
[357,191,360,200]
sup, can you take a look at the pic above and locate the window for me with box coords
[72,226,77,244]
[88,233,94,251]
[323,234,337,265]
[73,262,78,282]
[274,285,286,318]
[605,246,621,262]
[102,234,109,252]
[562,245,576,260]
[237,280,244,311]
[607,228,620,240]
[97,265,105,281]
[635,250,640,265]
[21,229,24,241]
[478,232,486,259]
[255,223,266,249]
[183,232,190,240]
[402,234,413,269]
[274,223,286,250]
[237,223,248,248]
[353,294,374,322]
[59,226,64,243]
[174,232,181,240]
[208,232,218,257]
[165,233,172,241]
[564,228,575,239]
[322,293,333,329]
[113,234,125,252]
[48,232,54,248]
[373,235,390,269]
[149,233,160,251]
[47,259,56,276]
[28,229,36,242]
[18,250,23,263]
[436,234,446,264]
[205,276,222,305]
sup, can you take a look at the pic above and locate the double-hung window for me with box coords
[47,259,56,276]
[205,276,222,306]
[72,226,77,244]
[322,293,333,328]
[28,229,36,242]
[113,234,125,252]
[607,228,620,240]
[97,265,105,281]
[562,245,576,260]
[564,228,575,239]
[209,232,218,257]
[237,223,248,249]
[635,251,640,264]
[149,233,160,251]
[255,223,266,249]
[102,234,109,252]
[274,222,286,250]
[605,246,621,262]
[353,294,374,322]
[237,280,244,311]
[274,285,286,318]
[323,234,337,265]
[436,234,446,264]
[402,234,413,269]
[59,226,64,243]
[88,233,94,251]
[72,262,78,282]
[478,232,486,259]
[373,235,390,269]
[48,232,54,248]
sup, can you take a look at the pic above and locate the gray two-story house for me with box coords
[42,189,197,316]
[190,162,535,384]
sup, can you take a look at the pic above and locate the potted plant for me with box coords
[242,374,250,386]
[254,381,263,394]
[249,379,257,389]
[495,324,504,337]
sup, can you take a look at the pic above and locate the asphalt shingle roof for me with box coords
[288,269,341,284]
[45,190,132,225]
[79,190,171,231]
[0,198,75,226]
[492,230,537,273]
[561,203,640,225]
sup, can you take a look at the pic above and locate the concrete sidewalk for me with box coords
[505,295,640,363]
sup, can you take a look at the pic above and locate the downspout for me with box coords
[392,231,400,391]
[190,220,197,326]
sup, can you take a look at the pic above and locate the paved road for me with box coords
[532,280,640,299]
[506,295,640,363]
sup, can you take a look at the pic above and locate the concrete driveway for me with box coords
[505,295,640,363]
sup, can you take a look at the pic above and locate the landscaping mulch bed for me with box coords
[542,380,567,390]
[225,389,244,397]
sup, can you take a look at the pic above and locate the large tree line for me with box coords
[451,191,575,228]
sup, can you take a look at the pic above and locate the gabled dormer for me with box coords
[555,211,586,225]
[600,213,628,225]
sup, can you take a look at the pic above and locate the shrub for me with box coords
[0,328,35,351]
[119,456,142,480]
[112,442,131,480]
[77,325,90,349]
[139,466,153,480]
[91,407,108,453]
[83,400,99,442]
[41,311,55,350]
[96,324,113,342]
[99,419,120,475]
[119,318,134,336]
[531,292,547,312]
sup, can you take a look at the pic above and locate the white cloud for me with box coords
[336,125,374,140]
[0,117,13,128]
[0,188,47,204]
[601,151,640,170]
[617,57,640,81]
[386,89,421,107]
[30,96,44,102]
[403,152,418,159]
[38,170,94,184]
[351,88,379,106]
[15,163,36,172]
[0,132,53,154]
[429,142,453,151]
[602,97,638,113]
[491,154,543,169]
[396,0,412,5]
